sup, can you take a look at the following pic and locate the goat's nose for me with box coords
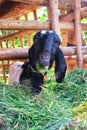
[40,55,49,59]
[39,52,50,60]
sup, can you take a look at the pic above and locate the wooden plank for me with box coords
[0,0,6,4]
[8,0,48,5]
[0,19,50,30]
[60,7,87,22]
[0,0,3,3]
[0,48,29,60]
[0,19,87,31]
[0,46,87,60]
[8,0,87,11]
[60,12,74,22]
[0,2,40,19]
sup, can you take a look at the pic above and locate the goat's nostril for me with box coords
[40,54,49,60]
[41,55,44,59]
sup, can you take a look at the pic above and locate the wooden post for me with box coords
[12,38,15,48]
[25,14,28,20]
[49,0,60,35]
[33,10,38,20]
[0,43,6,83]
[47,6,51,20]
[20,36,24,47]
[27,35,32,47]
[74,0,83,68]
[61,31,68,46]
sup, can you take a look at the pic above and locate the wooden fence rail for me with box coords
[0,19,87,31]
[0,46,87,62]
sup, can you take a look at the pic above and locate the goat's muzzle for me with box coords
[39,51,50,66]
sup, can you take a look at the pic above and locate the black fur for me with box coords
[20,30,67,92]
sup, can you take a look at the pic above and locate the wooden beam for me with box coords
[74,0,83,68]
[59,12,74,22]
[60,7,87,22]
[61,46,87,56]
[0,0,6,4]
[49,0,60,35]
[0,20,50,30]
[0,46,87,60]
[0,2,40,19]
[0,19,87,31]
[8,0,48,5]
[0,48,29,60]
[7,0,87,10]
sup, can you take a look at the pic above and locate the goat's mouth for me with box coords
[37,58,50,67]
[39,60,49,66]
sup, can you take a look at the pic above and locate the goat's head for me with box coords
[29,30,61,69]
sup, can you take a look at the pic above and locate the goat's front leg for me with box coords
[31,72,44,91]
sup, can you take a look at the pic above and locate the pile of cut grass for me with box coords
[0,68,87,130]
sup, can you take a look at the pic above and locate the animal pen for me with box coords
[0,0,87,83]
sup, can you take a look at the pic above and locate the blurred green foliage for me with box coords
[81,17,87,44]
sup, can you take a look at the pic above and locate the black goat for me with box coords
[20,30,67,91]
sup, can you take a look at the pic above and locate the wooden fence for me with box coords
[0,0,87,83]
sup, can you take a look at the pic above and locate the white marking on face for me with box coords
[41,30,53,35]
[49,30,53,33]
[40,30,53,37]
[41,30,47,34]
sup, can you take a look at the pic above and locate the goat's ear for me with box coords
[28,45,34,60]
[55,47,67,83]
[53,32,61,46]
[28,45,36,68]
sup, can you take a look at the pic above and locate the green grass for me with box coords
[0,68,87,130]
